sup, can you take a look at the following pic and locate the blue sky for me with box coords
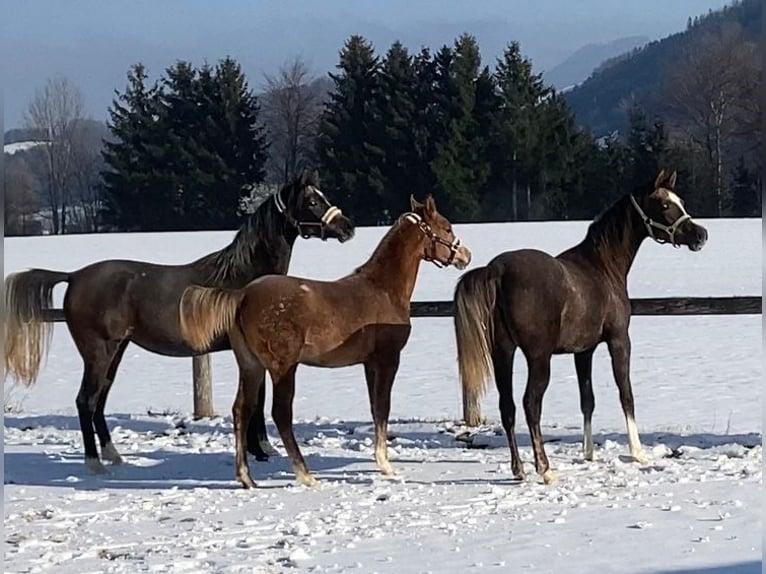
[2,0,731,129]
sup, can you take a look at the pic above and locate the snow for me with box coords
[3,218,762,573]
[3,141,47,155]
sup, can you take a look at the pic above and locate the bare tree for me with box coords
[4,156,42,235]
[67,120,107,232]
[262,57,323,185]
[24,77,87,234]
[666,23,759,215]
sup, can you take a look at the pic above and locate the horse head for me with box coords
[276,170,355,243]
[407,195,472,269]
[630,169,708,251]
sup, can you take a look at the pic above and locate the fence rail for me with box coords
[39,295,761,420]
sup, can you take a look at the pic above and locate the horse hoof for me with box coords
[632,451,650,465]
[379,464,396,477]
[85,457,108,475]
[297,474,319,487]
[542,470,557,485]
[259,440,279,457]
[238,475,257,489]
[512,471,527,481]
[101,443,123,465]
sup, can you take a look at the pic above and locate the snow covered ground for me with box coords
[4,218,762,573]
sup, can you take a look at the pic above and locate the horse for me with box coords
[453,169,708,485]
[177,195,472,488]
[4,171,355,474]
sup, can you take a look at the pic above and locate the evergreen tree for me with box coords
[429,34,488,220]
[101,58,268,231]
[101,64,173,231]
[317,35,385,224]
[487,41,547,220]
[374,41,421,219]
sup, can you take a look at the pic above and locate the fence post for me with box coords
[192,354,214,419]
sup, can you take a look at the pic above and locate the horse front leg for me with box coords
[574,347,596,461]
[364,354,400,477]
[606,333,648,464]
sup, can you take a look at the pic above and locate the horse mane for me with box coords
[194,193,289,285]
[573,179,653,263]
[351,213,413,275]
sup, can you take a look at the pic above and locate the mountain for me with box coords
[543,36,649,90]
[564,0,761,136]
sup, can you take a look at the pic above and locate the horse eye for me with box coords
[662,203,669,210]
[309,200,317,207]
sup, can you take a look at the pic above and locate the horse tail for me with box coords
[4,269,70,386]
[178,285,245,352]
[454,265,500,426]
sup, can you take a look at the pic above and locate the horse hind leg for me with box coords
[75,352,113,474]
[522,354,555,485]
[574,348,596,461]
[92,339,130,465]
[492,335,524,480]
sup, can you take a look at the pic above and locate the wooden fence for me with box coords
[41,295,761,421]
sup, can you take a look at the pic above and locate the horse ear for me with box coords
[654,169,666,189]
[424,194,437,215]
[311,169,320,186]
[668,170,677,189]
[410,195,422,211]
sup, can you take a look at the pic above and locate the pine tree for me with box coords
[429,34,488,220]
[101,64,174,231]
[375,41,421,220]
[317,35,385,225]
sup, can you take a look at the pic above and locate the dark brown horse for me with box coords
[4,171,355,474]
[454,170,708,484]
[178,195,472,488]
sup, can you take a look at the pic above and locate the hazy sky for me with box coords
[2,0,731,130]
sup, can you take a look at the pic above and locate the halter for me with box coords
[274,185,344,239]
[403,212,462,268]
[629,191,692,248]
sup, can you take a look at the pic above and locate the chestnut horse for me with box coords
[454,170,708,484]
[178,195,471,488]
[4,172,355,474]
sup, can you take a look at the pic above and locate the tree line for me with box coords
[4,26,761,234]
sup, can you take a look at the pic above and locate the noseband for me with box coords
[629,192,692,248]
[403,212,462,268]
[274,186,344,239]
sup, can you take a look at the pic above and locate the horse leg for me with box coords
[492,338,524,480]
[246,377,278,461]
[522,354,555,484]
[232,363,265,489]
[93,339,129,465]
[75,347,113,474]
[574,348,596,461]
[606,333,648,464]
[271,366,317,487]
[364,354,399,476]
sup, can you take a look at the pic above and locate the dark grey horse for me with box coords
[4,171,355,474]
[454,170,708,484]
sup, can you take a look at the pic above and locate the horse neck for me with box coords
[571,195,647,283]
[193,197,299,287]
[357,220,426,305]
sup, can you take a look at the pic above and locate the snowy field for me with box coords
[3,218,762,573]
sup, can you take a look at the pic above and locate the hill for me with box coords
[542,35,649,91]
[564,0,761,136]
